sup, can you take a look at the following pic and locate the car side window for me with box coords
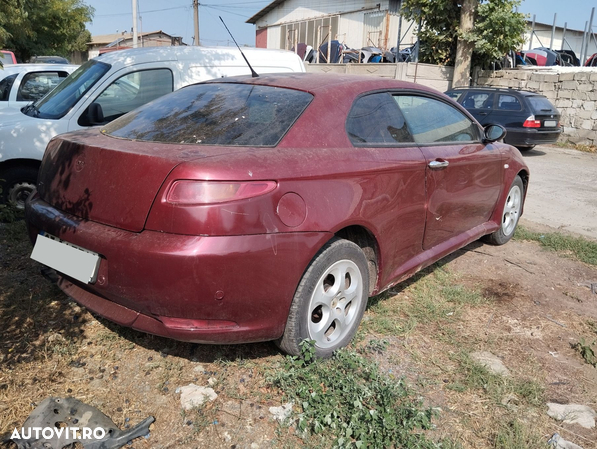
[346,93,414,145]
[497,94,522,111]
[93,69,173,122]
[445,91,462,101]
[394,95,480,144]
[16,71,69,102]
[461,92,493,109]
[0,74,18,101]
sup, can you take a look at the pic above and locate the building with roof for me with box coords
[87,31,186,59]
[247,2,597,66]
[246,0,416,54]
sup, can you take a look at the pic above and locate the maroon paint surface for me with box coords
[26,73,529,343]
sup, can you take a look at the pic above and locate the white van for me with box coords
[0,46,305,207]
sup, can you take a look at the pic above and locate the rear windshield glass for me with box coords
[103,83,313,146]
[527,96,556,113]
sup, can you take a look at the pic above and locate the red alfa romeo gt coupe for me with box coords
[26,73,528,357]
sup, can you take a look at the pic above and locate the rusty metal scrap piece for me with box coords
[5,397,154,449]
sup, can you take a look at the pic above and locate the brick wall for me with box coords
[476,69,597,145]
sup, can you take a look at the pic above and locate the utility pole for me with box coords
[132,0,138,48]
[193,0,200,46]
[452,0,477,88]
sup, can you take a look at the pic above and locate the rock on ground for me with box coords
[269,402,293,423]
[178,384,218,410]
[470,351,510,376]
[547,403,596,429]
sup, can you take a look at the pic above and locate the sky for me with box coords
[84,0,594,48]
[85,0,271,47]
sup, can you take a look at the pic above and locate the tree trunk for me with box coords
[453,0,478,88]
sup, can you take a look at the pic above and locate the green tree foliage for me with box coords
[402,0,527,67]
[0,0,94,61]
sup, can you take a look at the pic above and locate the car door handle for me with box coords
[428,160,449,169]
[478,112,488,116]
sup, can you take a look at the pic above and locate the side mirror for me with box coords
[483,124,506,143]
[87,103,105,125]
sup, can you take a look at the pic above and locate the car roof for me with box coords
[446,86,544,97]
[203,72,441,96]
[0,64,79,75]
[94,45,303,65]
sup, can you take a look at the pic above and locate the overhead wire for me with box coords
[96,5,190,18]
[202,5,251,19]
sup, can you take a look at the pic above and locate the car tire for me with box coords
[276,238,369,358]
[515,145,535,152]
[484,175,524,246]
[0,165,39,210]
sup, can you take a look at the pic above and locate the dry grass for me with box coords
[2,221,597,448]
[554,141,597,153]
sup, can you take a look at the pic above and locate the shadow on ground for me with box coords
[0,222,87,368]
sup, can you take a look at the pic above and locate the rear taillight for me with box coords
[523,115,541,128]
[166,180,277,205]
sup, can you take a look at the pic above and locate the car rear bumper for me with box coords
[25,196,332,344]
[504,127,561,146]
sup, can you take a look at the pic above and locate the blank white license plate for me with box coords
[544,120,557,127]
[31,233,100,284]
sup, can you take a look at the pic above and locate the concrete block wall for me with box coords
[305,62,455,93]
[476,69,597,145]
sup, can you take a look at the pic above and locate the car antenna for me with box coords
[219,16,259,77]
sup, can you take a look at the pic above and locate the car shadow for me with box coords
[81,239,486,362]
[94,316,281,363]
[367,240,486,309]
[0,223,88,369]
[520,148,546,157]
[97,240,490,361]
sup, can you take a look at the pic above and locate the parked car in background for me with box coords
[0,46,305,209]
[556,50,580,66]
[0,50,17,65]
[0,64,77,111]
[522,48,562,66]
[28,56,70,64]
[26,73,528,358]
[445,87,561,150]
[585,53,597,67]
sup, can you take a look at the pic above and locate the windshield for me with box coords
[30,59,111,119]
[103,83,313,147]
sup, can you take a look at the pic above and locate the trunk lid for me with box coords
[527,96,560,129]
[37,130,240,232]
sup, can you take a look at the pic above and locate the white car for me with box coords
[0,46,305,208]
[0,64,78,111]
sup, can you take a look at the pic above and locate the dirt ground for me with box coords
[1,219,597,449]
[521,145,597,241]
[411,238,597,447]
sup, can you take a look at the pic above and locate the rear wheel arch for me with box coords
[517,169,529,195]
[276,237,370,357]
[484,174,524,245]
[334,225,380,295]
